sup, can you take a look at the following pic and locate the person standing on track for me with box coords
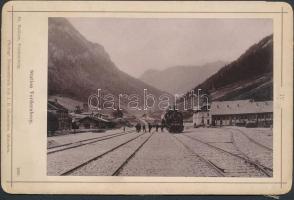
[161,123,164,132]
[142,124,146,132]
[148,123,152,132]
[155,123,159,132]
[135,123,141,133]
[161,119,165,132]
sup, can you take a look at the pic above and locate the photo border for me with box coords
[1,1,292,195]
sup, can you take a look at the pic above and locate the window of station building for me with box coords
[261,114,265,118]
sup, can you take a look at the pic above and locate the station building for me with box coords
[193,99,273,128]
[48,99,72,131]
[47,99,72,136]
[192,104,210,127]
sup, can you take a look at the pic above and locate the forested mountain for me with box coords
[180,34,273,106]
[48,18,167,111]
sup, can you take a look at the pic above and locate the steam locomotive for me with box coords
[162,108,184,133]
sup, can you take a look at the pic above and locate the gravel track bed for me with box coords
[47,132,132,154]
[47,132,140,175]
[48,129,126,149]
[209,142,240,155]
[175,134,267,177]
[69,133,152,176]
[47,127,272,177]
[185,128,239,154]
[185,128,232,143]
[229,127,273,150]
[232,130,273,170]
[118,132,219,177]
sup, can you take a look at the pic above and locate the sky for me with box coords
[68,18,272,78]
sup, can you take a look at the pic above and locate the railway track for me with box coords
[171,135,225,177]
[228,128,273,151]
[112,132,154,176]
[47,130,134,154]
[230,130,273,174]
[178,134,272,177]
[48,130,133,149]
[61,132,153,176]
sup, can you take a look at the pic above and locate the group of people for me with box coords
[135,122,164,133]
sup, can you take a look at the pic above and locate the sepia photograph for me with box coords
[47,17,273,177]
[1,0,293,194]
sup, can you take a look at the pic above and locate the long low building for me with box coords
[78,116,113,129]
[193,99,273,128]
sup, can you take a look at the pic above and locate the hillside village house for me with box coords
[193,100,273,127]
[70,110,113,129]
[47,99,72,135]
[78,116,113,129]
[94,112,110,120]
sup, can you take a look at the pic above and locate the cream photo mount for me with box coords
[1,1,293,195]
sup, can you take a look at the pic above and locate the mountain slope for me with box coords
[180,34,273,106]
[140,61,226,94]
[48,18,167,111]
